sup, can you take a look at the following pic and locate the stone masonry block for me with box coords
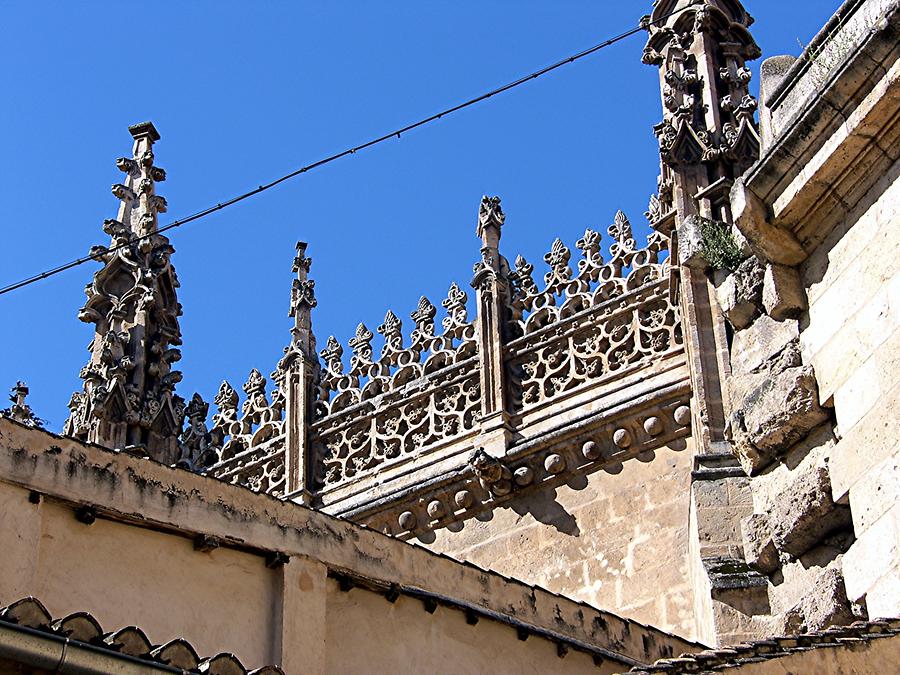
[831,379,900,502]
[866,563,900,620]
[763,264,807,320]
[842,506,900,603]
[849,449,900,535]
[730,314,800,376]
[731,178,806,266]
[729,362,829,475]
[770,464,852,558]
[677,215,710,271]
[741,513,779,575]
[714,258,764,330]
[777,560,854,634]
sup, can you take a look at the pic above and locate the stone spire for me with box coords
[286,241,317,361]
[644,0,761,228]
[471,195,513,457]
[65,122,185,464]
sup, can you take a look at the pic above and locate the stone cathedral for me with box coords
[1,0,898,673]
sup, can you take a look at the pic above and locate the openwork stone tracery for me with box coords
[191,194,684,531]
[507,211,681,413]
[56,11,706,529]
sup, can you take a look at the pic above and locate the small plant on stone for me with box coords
[797,8,879,89]
[700,219,744,272]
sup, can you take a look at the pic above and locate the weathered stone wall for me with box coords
[426,441,698,640]
[703,0,900,644]
[802,156,900,619]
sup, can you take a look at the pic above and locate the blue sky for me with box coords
[0,1,839,430]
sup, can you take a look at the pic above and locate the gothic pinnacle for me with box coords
[65,122,185,464]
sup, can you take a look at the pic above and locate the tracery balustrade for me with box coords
[191,205,681,500]
[506,211,682,412]
[182,368,287,496]
[311,283,482,489]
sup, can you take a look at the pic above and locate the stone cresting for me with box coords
[507,211,678,412]
[312,282,481,488]
[0,596,284,674]
[182,241,318,497]
[64,122,186,466]
[197,195,685,542]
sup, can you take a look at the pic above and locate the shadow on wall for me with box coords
[413,438,689,545]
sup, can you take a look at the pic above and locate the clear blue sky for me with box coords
[0,1,839,430]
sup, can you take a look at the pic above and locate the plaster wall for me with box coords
[800,156,900,617]
[323,578,614,675]
[0,419,700,672]
[0,480,279,668]
[424,441,697,640]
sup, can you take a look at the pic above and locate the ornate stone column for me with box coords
[471,196,512,458]
[65,122,184,464]
[278,242,319,504]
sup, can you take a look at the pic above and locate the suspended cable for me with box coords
[0,2,700,298]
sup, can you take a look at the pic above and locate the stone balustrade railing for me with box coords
[190,198,681,510]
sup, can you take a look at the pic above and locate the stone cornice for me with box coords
[341,378,693,540]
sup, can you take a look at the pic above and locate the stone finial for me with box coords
[128,121,161,142]
[476,196,505,248]
[290,241,316,313]
[278,240,318,371]
[1,381,43,428]
[645,0,761,220]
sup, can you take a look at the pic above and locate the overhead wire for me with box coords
[0,2,700,298]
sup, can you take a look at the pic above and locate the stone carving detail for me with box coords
[470,449,512,496]
[198,372,287,496]
[310,283,482,488]
[64,122,185,464]
[644,1,762,224]
[510,211,668,329]
[506,212,680,411]
[313,362,481,487]
[1,382,43,428]
[363,395,693,538]
[193,197,680,503]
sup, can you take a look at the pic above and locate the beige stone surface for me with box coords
[762,264,805,321]
[867,564,900,620]
[0,480,280,668]
[849,452,900,535]
[842,504,900,603]
[426,443,697,640]
[729,315,800,377]
[830,378,900,502]
[801,159,900,405]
